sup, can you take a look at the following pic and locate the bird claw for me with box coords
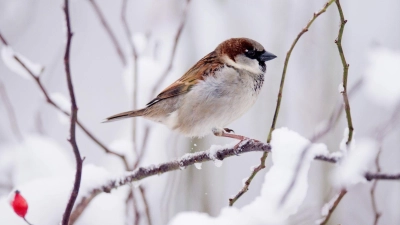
[224,128,235,133]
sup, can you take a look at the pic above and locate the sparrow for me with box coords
[104,38,276,141]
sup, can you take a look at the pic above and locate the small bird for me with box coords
[104,38,276,141]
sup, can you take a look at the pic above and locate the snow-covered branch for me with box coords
[70,139,270,222]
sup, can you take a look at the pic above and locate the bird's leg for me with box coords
[212,128,248,151]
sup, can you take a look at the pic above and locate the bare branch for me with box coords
[150,0,191,97]
[0,32,9,45]
[316,2,352,223]
[87,0,126,65]
[335,0,353,145]
[61,0,84,224]
[121,0,139,162]
[139,186,152,225]
[0,32,130,170]
[370,147,382,225]
[318,190,347,225]
[0,80,23,141]
[365,172,400,181]
[229,0,337,207]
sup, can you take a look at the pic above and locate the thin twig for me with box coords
[318,190,347,225]
[121,2,153,225]
[278,78,362,207]
[125,189,140,225]
[150,0,191,97]
[23,217,33,225]
[87,0,126,65]
[61,1,84,224]
[318,1,352,223]
[370,146,382,225]
[0,32,9,45]
[0,80,24,141]
[0,32,130,170]
[121,0,139,165]
[139,186,152,225]
[229,0,337,206]
[335,0,353,145]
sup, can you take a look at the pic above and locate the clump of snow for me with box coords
[213,160,223,168]
[338,82,344,93]
[1,46,43,79]
[339,128,355,154]
[333,138,378,188]
[0,164,125,225]
[0,135,73,185]
[169,127,328,225]
[315,193,340,224]
[207,142,237,168]
[194,163,202,170]
[50,92,71,125]
[364,47,400,107]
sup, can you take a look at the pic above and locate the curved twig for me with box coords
[87,0,126,65]
[229,0,337,206]
[150,0,191,97]
[61,1,84,224]
[0,32,130,170]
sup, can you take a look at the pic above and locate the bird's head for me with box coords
[216,38,276,75]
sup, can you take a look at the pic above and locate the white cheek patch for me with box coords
[222,55,263,75]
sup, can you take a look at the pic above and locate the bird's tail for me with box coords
[103,108,147,123]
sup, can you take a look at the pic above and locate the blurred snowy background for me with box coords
[1,0,400,224]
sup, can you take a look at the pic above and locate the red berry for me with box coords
[10,190,28,218]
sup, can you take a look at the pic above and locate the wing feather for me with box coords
[147,51,223,106]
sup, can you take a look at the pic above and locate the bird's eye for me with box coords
[245,49,256,58]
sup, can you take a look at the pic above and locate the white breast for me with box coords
[166,66,264,137]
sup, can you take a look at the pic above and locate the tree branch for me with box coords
[87,0,126,65]
[319,1,352,223]
[0,32,130,170]
[150,0,191,97]
[61,1,84,224]
[318,190,347,225]
[229,0,337,206]
[370,146,382,225]
[76,140,271,209]
[335,0,353,145]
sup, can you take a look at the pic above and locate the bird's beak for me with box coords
[259,51,277,62]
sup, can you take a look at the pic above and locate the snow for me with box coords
[364,47,400,107]
[338,82,344,93]
[339,128,355,154]
[207,142,237,168]
[194,163,202,170]
[169,127,328,225]
[315,193,340,224]
[50,92,71,125]
[1,46,43,79]
[0,135,73,185]
[0,164,125,225]
[333,138,378,188]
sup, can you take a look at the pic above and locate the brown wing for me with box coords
[147,51,223,106]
